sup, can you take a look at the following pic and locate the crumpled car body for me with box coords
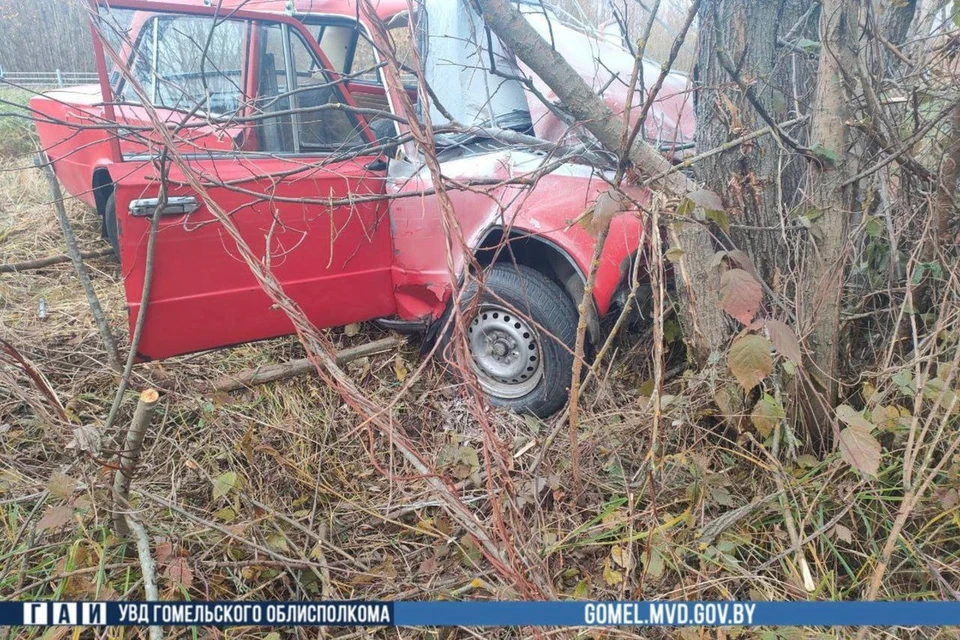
[30,0,692,366]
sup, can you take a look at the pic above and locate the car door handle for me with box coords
[128,196,200,217]
[364,158,389,172]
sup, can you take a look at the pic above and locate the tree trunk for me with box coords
[799,0,859,416]
[475,0,728,364]
[695,0,815,286]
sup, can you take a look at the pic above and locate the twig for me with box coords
[35,153,121,372]
[124,511,163,640]
[208,336,400,392]
[113,389,160,537]
[0,248,114,274]
[104,155,168,431]
[715,50,813,159]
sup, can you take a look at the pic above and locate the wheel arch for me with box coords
[92,167,114,236]
[473,226,601,346]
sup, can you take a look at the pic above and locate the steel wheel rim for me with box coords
[467,303,544,399]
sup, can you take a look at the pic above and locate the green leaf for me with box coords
[214,507,236,523]
[665,247,686,263]
[213,471,238,500]
[676,197,695,217]
[863,215,884,238]
[796,37,821,53]
[810,143,839,166]
[266,533,290,553]
[643,548,665,579]
[728,335,774,391]
[892,370,915,396]
[705,207,731,233]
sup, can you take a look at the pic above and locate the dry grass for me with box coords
[0,153,958,639]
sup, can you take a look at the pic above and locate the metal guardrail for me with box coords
[0,68,99,88]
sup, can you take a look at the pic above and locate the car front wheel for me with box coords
[104,192,120,261]
[442,263,579,418]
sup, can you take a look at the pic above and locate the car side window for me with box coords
[352,29,417,87]
[255,23,365,154]
[121,14,246,118]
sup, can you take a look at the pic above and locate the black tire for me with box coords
[441,263,579,417]
[104,192,120,261]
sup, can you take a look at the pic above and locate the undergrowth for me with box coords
[0,156,958,640]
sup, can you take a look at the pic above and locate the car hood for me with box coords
[519,6,695,157]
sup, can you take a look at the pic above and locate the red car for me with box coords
[31,0,694,416]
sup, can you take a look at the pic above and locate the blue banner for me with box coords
[2,601,960,627]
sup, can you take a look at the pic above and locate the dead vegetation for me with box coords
[2,0,960,637]
[1,138,958,639]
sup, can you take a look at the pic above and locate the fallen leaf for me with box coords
[602,556,623,586]
[832,524,853,544]
[155,541,175,564]
[610,545,635,570]
[720,269,763,325]
[67,425,102,454]
[344,323,361,337]
[46,472,76,501]
[37,505,73,531]
[266,533,290,553]
[165,557,194,589]
[214,507,236,523]
[728,335,774,391]
[643,548,665,579]
[393,355,408,383]
[212,471,238,501]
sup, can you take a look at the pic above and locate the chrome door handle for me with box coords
[128,196,200,217]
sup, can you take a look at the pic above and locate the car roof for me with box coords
[152,0,408,21]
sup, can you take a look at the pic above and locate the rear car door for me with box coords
[93,2,396,360]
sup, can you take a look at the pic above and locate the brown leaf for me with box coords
[725,249,761,282]
[37,505,73,531]
[155,541,175,564]
[832,524,853,544]
[836,404,875,431]
[46,472,76,501]
[766,319,802,364]
[165,557,194,589]
[728,335,773,391]
[838,426,881,477]
[687,188,724,211]
[720,269,763,325]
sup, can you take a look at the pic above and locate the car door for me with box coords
[93,1,397,360]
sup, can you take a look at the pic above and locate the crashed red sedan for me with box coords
[31,0,694,416]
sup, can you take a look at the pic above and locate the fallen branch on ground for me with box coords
[208,336,400,393]
[124,511,163,640]
[0,248,114,274]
